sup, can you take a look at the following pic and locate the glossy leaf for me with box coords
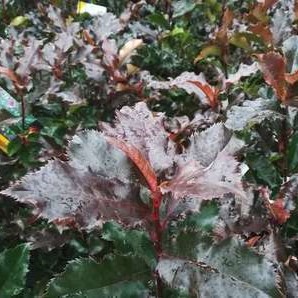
[45,255,150,298]
[163,232,283,297]
[102,102,176,174]
[162,125,245,209]
[157,257,273,298]
[0,244,30,298]
[2,131,150,229]
[102,222,157,269]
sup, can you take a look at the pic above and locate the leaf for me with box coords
[162,150,245,211]
[101,102,176,174]
[143,71,219,107]
[45,255,150,298]
[119,39,144,65]
[288,132,298,171]
[10,16,28,27]
[194,44,222,63]
[157,257,272,298]
[106,137,158,192]
[163,231,283,297]
[258,52,287,101]
[269,199,290,224]
[0,66,21,86]
[0,244,30,298]
[225,99,283,131]
[284,269,298,298]
[271,7,292,45]
[162,124,245,213]
[172,0,197,18]
[1,131,150,229]
[88,13,122,43]
[225,62,260,85]
[246,152,282,190]
[248,23,273,45]
[282,36,298,75]
[102,222,157,269]
[16,38,42,80]
[187,123,233,167]
[269,175,298,224]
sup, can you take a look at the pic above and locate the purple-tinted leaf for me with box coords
[271,7,292,45]
[225,62,260,85]
[89,13,122,43]
[282,36,298,74]
[81,61,104,81]
[157,257,274,297]
[163,150,245,206]
[187,123,233,167]
[226,99,283,131]
[47,5,66,31]
[161,123,245,216]
[101,102,176,174]
[142,71,218,107]
[1,131,150,229]
[16,38,42,80]
[102,38,119,69]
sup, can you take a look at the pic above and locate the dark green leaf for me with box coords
[45,255,151,298]
[102,222,157,269]
[0,244,30,298]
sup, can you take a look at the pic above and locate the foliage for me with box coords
[0,0,298,297]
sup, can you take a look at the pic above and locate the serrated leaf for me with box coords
[106,137,158,192]
[1,131,150,229]
[88,13,122,42]
[157,258,271,298]
[143,71,219,107]
[101,102,176,174]
[102,222,157,268]
[45,255,150,298]
[162,123,245,215]
[225,99,283,131]
[246,152,282,189]
[0,244,30,298]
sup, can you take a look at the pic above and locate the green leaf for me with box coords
[45,255,151,298]
[173,0,197,18]
[102,222,157,269]
[246,152,282,189]
[7,137,22,156]
[288,132,298,172]
[148,13,169,29]
[10,16,28,27]
[184,201,219,231]
[0,244,30,298]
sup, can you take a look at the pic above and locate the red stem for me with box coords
[151,189,163,298]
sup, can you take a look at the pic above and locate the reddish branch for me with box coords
[105,137,164,297]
